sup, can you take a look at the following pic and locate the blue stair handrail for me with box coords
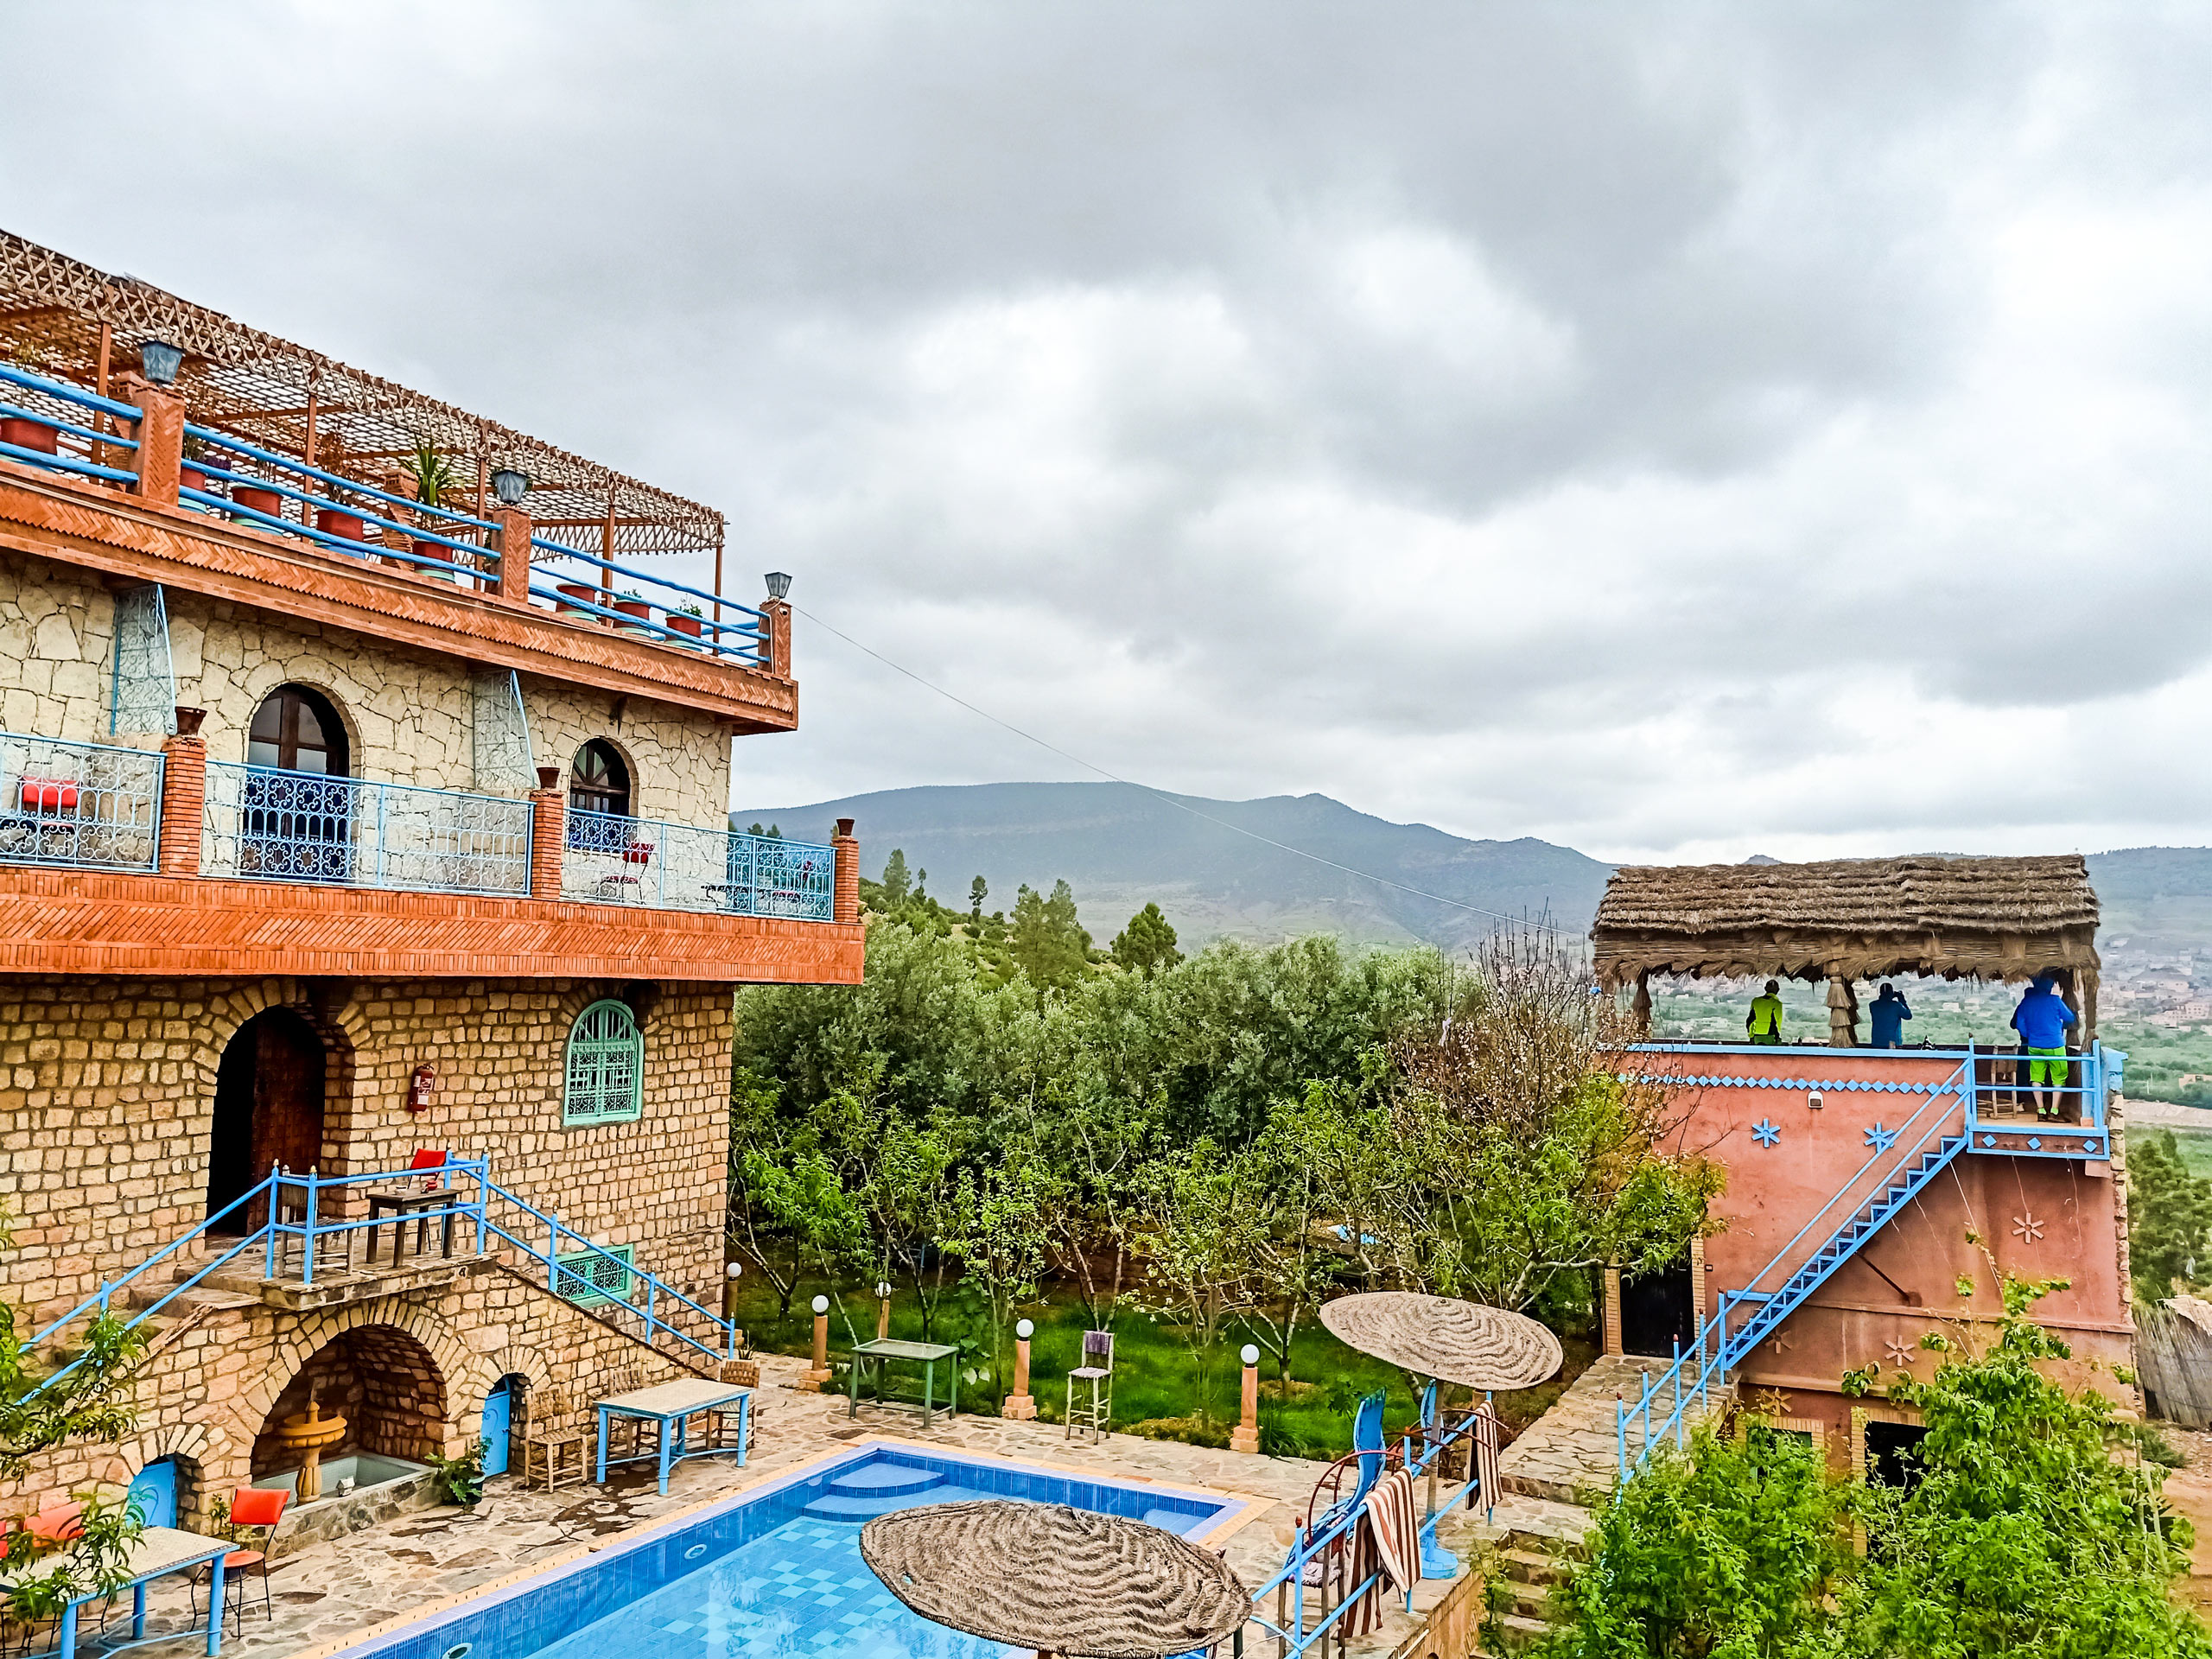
[1617,1058,1974,1473]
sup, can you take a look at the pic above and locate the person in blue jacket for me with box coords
[2010,972,2079,1120]
[1868,982,1911,1048]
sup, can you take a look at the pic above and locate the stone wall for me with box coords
[0,975,733,1327]
[0,549,738,828]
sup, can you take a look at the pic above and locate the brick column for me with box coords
[761,597,792,677]
[529,765,566,901]
[157,709,207,876]
[122,374,183,507]
[832,818,860,923]
[493,506,534,604]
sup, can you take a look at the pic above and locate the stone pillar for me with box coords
[833,818,861,924]
[1004,1318,1038,1421]
[761,597,792,677]
[157,709,207,877]
[122,375,183,507]
[802,1294,833,1391]
[493,506,534,604]
[1602,1262,1624,1357]
[1230,1344,1261,1454]
[529,766,565,902]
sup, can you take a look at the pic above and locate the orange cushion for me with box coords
[222,1549,264,1570]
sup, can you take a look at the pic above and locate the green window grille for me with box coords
[563,999,642,1124]
[556,1243,635,1307]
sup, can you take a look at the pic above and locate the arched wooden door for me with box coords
[207,1008,327,1230]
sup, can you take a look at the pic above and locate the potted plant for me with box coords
[665,604,704,644]
[313,479,367,543]
[424,1439,486,1508]
[230,474,283,522]
[555,582,600,616]
[612,590,653,633]
[0,412,58,456]
[402,441,461,579]
[180,433,218,498]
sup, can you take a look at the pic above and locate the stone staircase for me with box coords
[1470,1495,1591,1656]
[802,1461,950,1520]
[1497,1354,1732,1503]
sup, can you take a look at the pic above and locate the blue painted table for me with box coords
[16,1526,232,1658]
[594,1377,751,1495]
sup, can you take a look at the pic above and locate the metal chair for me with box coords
[195,1487,285,1633]
[519,1382,593,1492]
[1065,1330,1115,1440]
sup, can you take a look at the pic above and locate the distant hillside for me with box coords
[731,782,1612,950]
[2086,848,2212,953]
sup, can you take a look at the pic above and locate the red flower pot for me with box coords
[556,582,598,616]
[664,613,702,641]
[180,466,210,494]
[232,486,283,519]
[613,599,652,631]
[315,507,367,541]
[0,416,59,455]
[413,537,462,579]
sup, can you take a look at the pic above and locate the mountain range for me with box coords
[733,781,2212,960]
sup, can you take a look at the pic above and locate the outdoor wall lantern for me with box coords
[138,340,183,385]
[1807,1090,1823,1111]
[491,467,530,505]
[764,571,792,600]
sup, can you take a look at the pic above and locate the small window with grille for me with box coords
[556,1243,636,1306]
[563,999,642,1124]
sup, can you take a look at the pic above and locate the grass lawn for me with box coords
[728,1274,1592,1459]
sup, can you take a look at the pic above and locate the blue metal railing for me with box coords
[0,363,142,487]
[563,809,835,918]
[1961,1039,2113,1155]
[1247,1402,1499,1658]
[201,762,532,896]
[0,729,163,872]
[23,1161,735,1402]
[530,535,768,666]
[178,425,504,586]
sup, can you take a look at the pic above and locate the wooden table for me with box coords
[362,1186,463,1264]
[847,1338,962,1429]
[1,1526,234,1658]
[594,1378,752,1495]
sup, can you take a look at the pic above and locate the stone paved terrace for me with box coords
[1498,1354,1732,1504]
[97,1351,1500,1659]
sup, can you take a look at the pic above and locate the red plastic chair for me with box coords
[25,1502,85,1545]
[210,1488,287,1631]
[407,1148,449,1191]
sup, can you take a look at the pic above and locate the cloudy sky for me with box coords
[8,3,2210,862]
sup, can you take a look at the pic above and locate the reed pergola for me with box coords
[1591,855,2101,1046]
[0,228,721,568]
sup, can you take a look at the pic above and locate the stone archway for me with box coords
[249,1324,449,1483]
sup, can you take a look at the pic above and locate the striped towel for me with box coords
[1361,1468,1423,1595]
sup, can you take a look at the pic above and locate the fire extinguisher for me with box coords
[407,1063,436,1114]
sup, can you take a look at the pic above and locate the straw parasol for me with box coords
[860,1499,1249,1659]
[1319,1292,1562,1391]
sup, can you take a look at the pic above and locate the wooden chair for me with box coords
[1065,1330,1115,1441]
[519,1382,593,1492]
[696,1358,760,1456]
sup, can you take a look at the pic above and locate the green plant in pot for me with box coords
[667,601,705,644]
[613,588,653,630]
[402,441,463,580]
[425,1438,486,1507]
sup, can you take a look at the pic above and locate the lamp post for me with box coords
[805,1294,833,1390]
[1004,1319,1038,1421]
[875,1280,893,1341]
[1231,1344,1261,1454]
[723,1258,743,1325]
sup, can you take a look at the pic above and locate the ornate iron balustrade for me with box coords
[202,762,531,896]
[563,808,834,918]
[0,730,163,871]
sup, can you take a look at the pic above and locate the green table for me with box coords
[847,1338,962,1428]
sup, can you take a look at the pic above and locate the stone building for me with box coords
[0,231,863,1548]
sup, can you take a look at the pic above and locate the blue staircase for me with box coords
[804,1462,950,1519]
[1618,1061,1973,1472]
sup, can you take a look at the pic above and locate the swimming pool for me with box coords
[331,1442,1255,1659]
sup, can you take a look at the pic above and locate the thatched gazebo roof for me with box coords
[860,1500,1249,1659]
[1319,1293,1563,1391]
[1591,855,2100,990]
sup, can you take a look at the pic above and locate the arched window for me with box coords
[248,684,348,775]
[563,999,642,1124]
[569,741,630,817]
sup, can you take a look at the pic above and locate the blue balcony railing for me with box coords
[531,535,769,666]
[564,808,833,918]
[201,762,531,896]
[0,730,162,872]
[0,363,142,489]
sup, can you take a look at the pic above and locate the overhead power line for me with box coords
[791,602,1565,938]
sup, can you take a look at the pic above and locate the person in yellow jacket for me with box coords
[1747,980,1785,1045]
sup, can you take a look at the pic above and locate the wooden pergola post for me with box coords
[1827,969,1859,1048]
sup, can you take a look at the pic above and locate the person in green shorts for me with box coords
[2010,972,2079,1120]
[1747,980,1785,1045]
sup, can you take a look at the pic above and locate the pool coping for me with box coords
[291,1433,1274,1659]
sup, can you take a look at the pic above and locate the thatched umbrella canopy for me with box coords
[1319,1293,1562,1391]
[1589,854,2102,1043]
[860,1500,1249,1659]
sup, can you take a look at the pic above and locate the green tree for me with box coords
[1238,1089,1350,1389]
[1,1202,149,1484]
[2131,1128,2212,1301]
[948,1159,1053,1404]
[1540,1419,1852,1659]
[864,1114,967,1340]
[1010,880,1091,989]
[915,868,928,903]
[880,849,912,908]
[726,1072,872,1320]
[1138,1141,1268,1426]
[969,875,988,920]
[1111,903,1183,974]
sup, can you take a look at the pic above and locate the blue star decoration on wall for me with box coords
[1865,1122,1899,1153]
[1751,1119,1781,1147]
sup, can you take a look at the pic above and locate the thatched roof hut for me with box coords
[1591,855,2101,1045]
